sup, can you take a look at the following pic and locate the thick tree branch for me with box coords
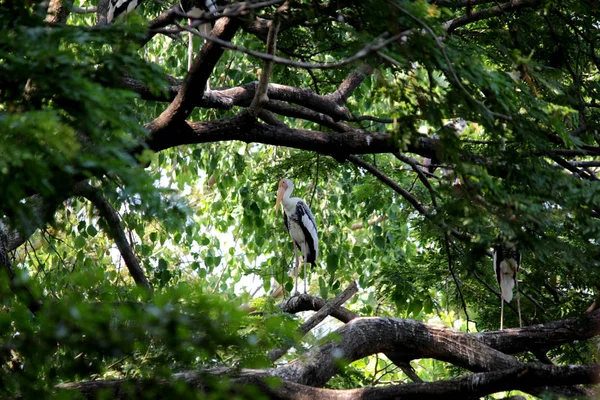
[278,291,424,382]
[73,182,153,297]
[128,63,370,122]
[273,317,520,386]
[45,0,73,23]
[151,17,241,126]
[476,308,600,355]
[145,114,436,160]
[58,363,600,399]
[278,293,358,323]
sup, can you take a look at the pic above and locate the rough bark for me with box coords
[57,361,600,400]
[54,308,600,399]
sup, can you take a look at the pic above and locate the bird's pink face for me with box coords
[275,179,289,215]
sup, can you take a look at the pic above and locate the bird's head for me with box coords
[275,178,293,215]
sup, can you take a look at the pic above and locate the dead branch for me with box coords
[269,281,358,361]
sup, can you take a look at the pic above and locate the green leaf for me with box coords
[326,253,339,273]
[86,225,98,237]
[74,235,87,249]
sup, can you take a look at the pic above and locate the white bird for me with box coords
[493,242,522,330]
[275,178,319,295]
[107,0,140,24]
[180,0,218,87]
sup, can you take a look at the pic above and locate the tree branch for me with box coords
[73,182,153,297]
[346,155,468,241]
[269,281,358,361]
[444,0,540,33]
[0,223,42,314]
[151,17,241,126]
[58,362,599,399]
[248,3,285,117]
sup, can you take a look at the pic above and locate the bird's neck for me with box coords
[281,195,299,215]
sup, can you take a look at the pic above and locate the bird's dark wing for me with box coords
[107,0,140,23]
[295,200,318,265]
[283,210,289,232]
[493,245,503,284]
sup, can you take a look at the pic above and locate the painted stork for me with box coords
[107,0,141,23]
[180,0,218,83]
[493,242,522,329]
[275,178,319,295]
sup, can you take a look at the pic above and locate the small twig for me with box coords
[347,155,468,241]
[444,234,471,331]
[106,354,131,370]
[391,1,512,121]
[159,27,409,70]
[394,152,438,209]
[549,154,599,181]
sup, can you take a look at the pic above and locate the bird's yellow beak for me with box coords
[275,181,285,215]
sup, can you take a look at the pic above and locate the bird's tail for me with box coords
[500,274,515,303]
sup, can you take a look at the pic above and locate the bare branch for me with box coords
[57,362,599,399]
[174,28,410,70]
[394,152,438,209]
[151,17,241,126]
[248,3,285,117]
[327,63,374,106]
[278,293,358,323]
[269,281,358,361]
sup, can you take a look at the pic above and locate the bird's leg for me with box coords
[187,19,194,72]
[303,258,307,293]
[293,241,300,295]
[516,269,522,328]
[500,297,504,330]
[200,23,211,91]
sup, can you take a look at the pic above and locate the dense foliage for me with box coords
[1,0,599,398]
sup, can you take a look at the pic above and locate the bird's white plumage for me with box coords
[276,179,319,294]
[182,0,217,17]
[180,0,218,82]
[499,259,516,302]
[493,242,522,329]
[281,198,318,263]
